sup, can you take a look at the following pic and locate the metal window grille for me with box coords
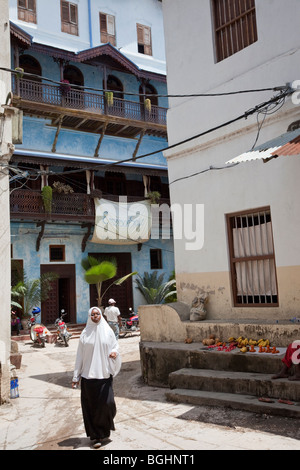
[227,207,278,307]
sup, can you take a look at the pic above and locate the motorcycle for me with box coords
[120,308,139,336]
[55,309,71,347]
[27,307,49,348]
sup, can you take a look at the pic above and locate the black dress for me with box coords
[80,375,116,440]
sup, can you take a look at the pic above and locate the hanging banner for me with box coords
[91,197,152,244]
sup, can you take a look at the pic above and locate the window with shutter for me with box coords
[61,0,78,36]
[99,12,116,46]
[212,0,258,62]
[136,23,152,56]
[18,0,36,23]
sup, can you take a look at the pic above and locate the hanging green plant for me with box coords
[146,191,161,204]
[144,98,151,113]
[105,91,114,107]
[42,185,53,215]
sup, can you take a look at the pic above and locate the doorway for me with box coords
[41,264,76,325]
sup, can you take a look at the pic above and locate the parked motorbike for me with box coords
[120,308,139,336]
[27,307,49,348]
[55,309,71,347]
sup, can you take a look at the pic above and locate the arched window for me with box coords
[63,65,84,87]
[139,83,158,107]
[63,65,84,107]
[105,75,123,100]
[19,54,41,80]
[139,83,158,121]
[104,75,124,114]
[18,55,42,98]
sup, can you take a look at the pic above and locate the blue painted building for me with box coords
[8,0,174,324]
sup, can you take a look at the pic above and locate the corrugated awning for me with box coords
[226,128,300,164]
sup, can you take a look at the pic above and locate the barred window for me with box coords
[226,207,278,307]
[49,245,65,262]
[212,0,258,62]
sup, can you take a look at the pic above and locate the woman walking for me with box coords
[72,306,121,448]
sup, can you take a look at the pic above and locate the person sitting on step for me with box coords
[272,341,300,381]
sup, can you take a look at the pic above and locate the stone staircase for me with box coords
[165,350,300,419]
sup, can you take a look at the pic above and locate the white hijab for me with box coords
[73,307,122,382]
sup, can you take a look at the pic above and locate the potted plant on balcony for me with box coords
[52,181,74,194]
[42,185,52,215]
[146,191,161,204]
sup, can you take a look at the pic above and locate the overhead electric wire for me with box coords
[6,88,291,181]
[33,87,290,178]
[5,72,291,180]
[0,65,287,98]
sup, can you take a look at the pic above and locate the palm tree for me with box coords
[135,271,176,304]
[81,255,137,309]
[11,272,59,319]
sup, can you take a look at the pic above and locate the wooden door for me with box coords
[41,264,76,325]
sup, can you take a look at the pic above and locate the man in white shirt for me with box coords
[104,299,122,339]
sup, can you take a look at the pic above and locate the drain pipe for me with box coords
[88,0,93,48]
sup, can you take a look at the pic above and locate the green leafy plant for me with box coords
[81,255,137,308]
[135,271,176,304]
[52,181,74,194]
[42,185,53,214]
[146,191,161,204]
[11,271,59,319]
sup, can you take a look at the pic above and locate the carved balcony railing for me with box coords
[10,189,171,223]
[10,190,95,222]
[11,77,167,137]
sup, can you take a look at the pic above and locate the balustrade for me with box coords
[12,77,167,126]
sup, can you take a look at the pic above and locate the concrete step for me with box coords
[139,341,286,387]
[165,388,300,419]
[168,368,300,401]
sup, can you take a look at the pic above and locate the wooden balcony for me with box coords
[10,189,171,223]
[11,77,167,139]
[10,189,95,223]
[10,189,171,251]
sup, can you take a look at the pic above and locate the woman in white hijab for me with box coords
[72,306,121,448]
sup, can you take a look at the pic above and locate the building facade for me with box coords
[8,0,174,324]
[1,0,14,404]
[162,0,300,320]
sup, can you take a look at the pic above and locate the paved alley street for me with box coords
[0,334,299,452]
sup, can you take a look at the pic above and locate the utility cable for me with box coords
[46,88,291,177]
[0,65,288,98]
[7,88,291,180]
